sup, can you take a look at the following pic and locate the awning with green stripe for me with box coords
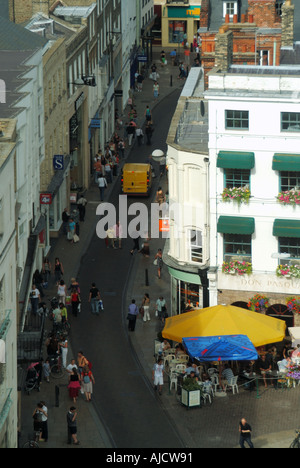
[217,151,255,170]
[217,216,255,235]
[168,267,201,285]
[272,154,300,172]
[273,219,300,238]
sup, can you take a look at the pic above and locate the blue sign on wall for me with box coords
[53,155,64,170]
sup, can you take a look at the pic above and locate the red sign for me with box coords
[40,193,52,205]
[159,218,170,233]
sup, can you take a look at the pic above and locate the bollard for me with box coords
[145,268,149,287]
[170,75,173,87]
[55,385,60,407]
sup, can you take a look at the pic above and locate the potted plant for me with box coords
[221,186,251,204]
[181,377,202,408]
[222,260,252,276]
[277,189,300,206]
[248,294,270,312]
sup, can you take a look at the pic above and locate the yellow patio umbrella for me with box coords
[162,305,286,348]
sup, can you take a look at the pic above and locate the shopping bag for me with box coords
[66,296,71,306]
[98,300,104,311]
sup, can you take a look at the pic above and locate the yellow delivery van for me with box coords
[121,163,152,196]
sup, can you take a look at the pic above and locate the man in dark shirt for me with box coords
[239,418,254,448]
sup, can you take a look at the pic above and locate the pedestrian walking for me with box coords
[67,407,80,445]
[59,334,68,368]
[30,284,41,315]
[68,217,76,242]
[32,402,48,442]
[155,187,166,206]
[57,279,67,305]
[142,293,151,322]
[42,257,51,283]
[156,296,167,321]
[81,365,95,402]
[144,105,152,123]
[127,299,139,331]
[153,81,159,100]
[54,257,64,284]
[118,138,125,159]
[71,287,81,317]
[43,359,51,383]
[62,208,70,235]
[88,282,101,315]
[127,122,135,146]
[152,358,164,395]
[113,221,123,248]
[145,122,153,146]
[239,418,254,448]
[136,126,144,146]
[67,368,81,403]
[154,249,163,279]
[130,235,140,255]
[77,194,88,222]
[98,174,107,201]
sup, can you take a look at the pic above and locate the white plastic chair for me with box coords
[224,375,239,394]
[176,364,186,372]
[163,354,175,368]
[177,354,189,362]
[210,374,219,392]
[169,372,178,391]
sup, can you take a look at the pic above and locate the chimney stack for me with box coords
[215,28,233,72]
[281,0,294,48]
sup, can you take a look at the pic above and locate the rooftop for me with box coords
[172,67,209,154]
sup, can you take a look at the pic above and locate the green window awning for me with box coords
[217,151,255,170]
[168,267,201,285]
[272,154,300,171]
[217,216,255,235]
[273,219,300,238]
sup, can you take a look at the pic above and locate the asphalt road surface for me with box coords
[70,89,185,448]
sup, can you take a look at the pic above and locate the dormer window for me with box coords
[223,1,238,18]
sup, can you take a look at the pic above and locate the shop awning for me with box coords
[273,219,300,238]
[168,267,201,285]
[217,216,255,235]
[272,153,300,172]
[217,151,255,170]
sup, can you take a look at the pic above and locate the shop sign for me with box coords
[75,92,85,111]
[53,154,64,170]
[168,6,201,19]
[90,118,101,128]
[159,218,170,233]
[40,193,52,205]
[138,55,148,63]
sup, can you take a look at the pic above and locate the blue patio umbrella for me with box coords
[182,335,258,362]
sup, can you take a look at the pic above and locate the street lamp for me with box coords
[68,75,97,88]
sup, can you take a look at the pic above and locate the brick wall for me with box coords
[281,0,295,48]
[248,0,280,28]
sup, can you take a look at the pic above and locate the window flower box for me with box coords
[276,264,300,279]
[222,260,252,276]
[277,189,300,206]
[286,297,300,315]
[221,186,251,204]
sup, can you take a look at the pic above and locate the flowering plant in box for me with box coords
[222,260,252,276]
[247,294,270,312]
[277,189,300,206]
[221,186,251,204]
[276,264,300,279]
[286,297,300,314]
[287,363,300,380]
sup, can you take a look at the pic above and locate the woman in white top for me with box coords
[142,293,151,322]
[57,279,67,305]
[59,337,68,368]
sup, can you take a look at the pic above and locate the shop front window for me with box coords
[169,20,187,44]
[178,281,201,313]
